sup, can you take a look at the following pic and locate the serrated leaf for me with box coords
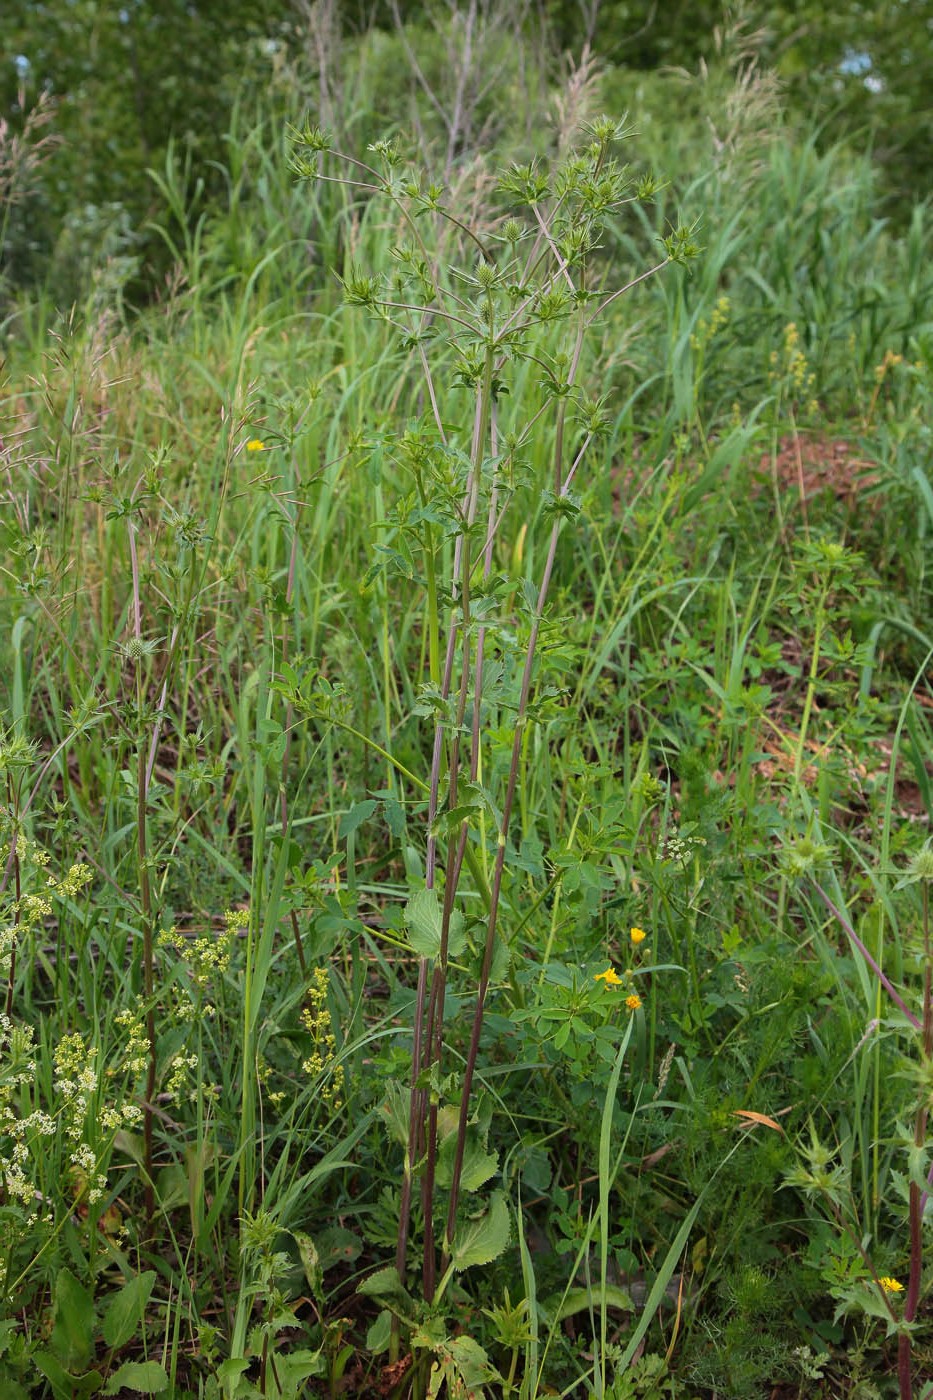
[437,1129,498,1193]
[489,933,511,982]
[102,1270,156,1350]
[404,887,465,960]
[907,1142,930,1192]
[446,1335,494,1386]
[425,1334,497,1399]
[103,1361,168,1395]
[459,1143,499,1193]
[451,1191,511,1271]
[379,1079,410,1147]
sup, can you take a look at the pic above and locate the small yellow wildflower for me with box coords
[594,967,623,987]
[246,439,266,452]
[879,1276,904,1294]
[630,927,647,945]
[625,993,642,1011]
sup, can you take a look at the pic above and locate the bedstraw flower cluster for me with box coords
[1,832,92,984]
[115,1004,149,1078]
[159,906,248,992]
[166,1052,201,1105]
[0,838,146,1278]
[690,294,730,351]
[53,1033,108,1203]
[300,967,344,1110]
[769,321,817,414]
[0,1018,51,1221]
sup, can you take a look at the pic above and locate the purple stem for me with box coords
[811,881,920,1030]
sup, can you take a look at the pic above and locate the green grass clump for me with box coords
[1,24,932,1400]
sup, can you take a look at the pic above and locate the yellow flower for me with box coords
[246,439,266,452]
[625,994,642,1011]
[630,927,647,944]
[594,967,623,987]
[879,1276,904,1294]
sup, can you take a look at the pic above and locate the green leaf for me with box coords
[451,1191,511,1271]
[379,1079,410,1147]
[437,1129,498,1193]
[34,1352,102,1400]
[338,799,378,838]
[424,1334,497,1398]
[103,1361,169,1395]
[541,1284,634,1322]
[50,1269,95,1371]
[293,1232,322,1302]
[404,887,465,961]
[489,932,512,983]
[358,1265,410,1301]
[316,1226,362,1271]
[0,1319,19,1358]
[102,1271,156,1350]
[446,1335,494,1387]
[216,1359,251,1386]
[154,1162,188,1211]
[366,1309,393,1354]
[274,1350,326,1386]
[0,1368,27,1400]
[457,1140,499,1194]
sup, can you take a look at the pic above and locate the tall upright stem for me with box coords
[443,285,593,1243]
[4,773,21,1022]
[421,343,494,1300]
[899,882,931,1400]
[395,354,490,1309]
[129,519,156,1228]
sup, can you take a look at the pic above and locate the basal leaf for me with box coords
[102,1271,156,1350]
[50,1269,95,1372]
[541,1284,634,1322]
[103,1361,169,1395]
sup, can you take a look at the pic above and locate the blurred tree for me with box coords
[536,0,931,210]
[756,0,933,212]
[0,0,289,298]
[1,0,928,303]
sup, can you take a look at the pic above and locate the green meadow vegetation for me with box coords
[1,6,932,1398]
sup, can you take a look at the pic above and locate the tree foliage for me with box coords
[1,0,928,302]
